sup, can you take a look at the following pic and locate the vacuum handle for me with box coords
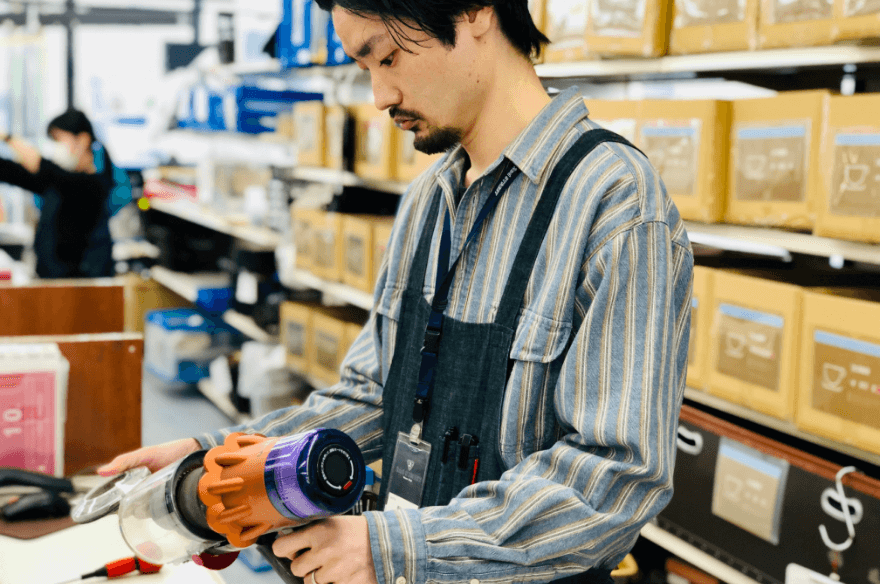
[255,537,304,584]
[0,468,74,493]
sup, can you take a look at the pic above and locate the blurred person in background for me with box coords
[1,109,130,278]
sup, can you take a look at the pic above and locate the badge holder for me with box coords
[384,424,432,511]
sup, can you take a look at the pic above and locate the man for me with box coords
[100,2,693,583]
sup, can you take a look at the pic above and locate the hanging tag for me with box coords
[786,564,845,584]
[384,432,432,511]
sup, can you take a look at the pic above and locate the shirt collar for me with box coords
[434,86,588,188]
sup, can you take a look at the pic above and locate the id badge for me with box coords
[384,432,432,511]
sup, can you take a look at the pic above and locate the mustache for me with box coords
[389,107,422,121]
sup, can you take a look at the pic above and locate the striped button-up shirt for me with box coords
[199,86,694,584]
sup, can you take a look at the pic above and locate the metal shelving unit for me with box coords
[148,199,282,249]
[196,378,251,425]
[289,166,409,195]
[640,523,761,584]
[684,388,880,467]
[282,268,375,311]
[150,266,231,303]
[221,309,277,344]
[536,45,880,79]
[684,221,880,265]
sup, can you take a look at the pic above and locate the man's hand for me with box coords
[97,438,201,476]
[273,516,378,584]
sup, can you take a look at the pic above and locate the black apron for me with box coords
[378,130,636,583]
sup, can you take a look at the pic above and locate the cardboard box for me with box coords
[342,215,373,293]
[585,99,642,144]
[686,266,715,391]
[586,0,672,57]
[280,301,319,374]
[373,220,395,285]
[639,100,731,223]
[311,211,345,282]
[291,208,323,272]
[394,128,441,182]
[543,0,590,62]
[310,309,366,386]
[293,101,326,167]
[835,0,880,40]
[325,105,351,170]
[725,90,829,231]
[706,270,803,421]
[758,0,835,48]
[669,0,760,52]
[815,94,880,243]
[797,288,880,455]
[353,103,397,180]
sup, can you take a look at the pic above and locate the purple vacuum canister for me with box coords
[264,428,366,521]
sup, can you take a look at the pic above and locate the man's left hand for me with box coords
[272,515,378,584]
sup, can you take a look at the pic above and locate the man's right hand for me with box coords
[97,438,202,476]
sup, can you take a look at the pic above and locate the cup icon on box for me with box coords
[821,363,847,392]
[725,331,747,359]
[842,162,869,192]
[744,154,768,180]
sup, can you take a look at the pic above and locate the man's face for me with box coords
[332,7,484,154]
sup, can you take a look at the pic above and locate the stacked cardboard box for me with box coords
[669,0,760,52]
[726,90,829,231]
[281,301,368,386]
[815,93,880,243]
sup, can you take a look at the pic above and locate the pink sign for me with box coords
[0,371,59,475]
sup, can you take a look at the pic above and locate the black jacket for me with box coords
[0,154,113,278]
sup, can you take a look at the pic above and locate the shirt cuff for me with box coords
[364,509,427,584]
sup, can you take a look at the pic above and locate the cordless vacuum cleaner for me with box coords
[72,429,366,581]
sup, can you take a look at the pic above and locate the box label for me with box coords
[734,124,809,203]
[0,372,59,475]
[346,234,366,277]
[546,0,588,47]
[297,111,318,152]
[674,0,745,27]
[326,111,344,164]
[316,331,341,370]
[589,0,646,37]
[689,297,699,366]
[286,321,306,358]
[715,303,784,391]
[314,229,336,269]
[594,118,638,144]
[830,133,880,218]
[712,437,789,544]
[812,329,880,429]
[640,123,701,197]
[770,0,832,23]
[844,0,880,17]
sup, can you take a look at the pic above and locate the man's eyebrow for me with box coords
[355,33,388,59]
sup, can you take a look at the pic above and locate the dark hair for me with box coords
[47,109,96,142]
[316,0,549,60]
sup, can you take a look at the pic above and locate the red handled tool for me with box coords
[53,557,162,584]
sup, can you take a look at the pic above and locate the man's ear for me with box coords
[462,6,494,39]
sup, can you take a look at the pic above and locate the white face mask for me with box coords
[46,140,79,171]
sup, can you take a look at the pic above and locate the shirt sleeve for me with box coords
[196,302,387,461]
[0,157,46,193]
[363,219,694,584]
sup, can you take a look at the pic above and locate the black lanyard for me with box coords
[413,159,520,427]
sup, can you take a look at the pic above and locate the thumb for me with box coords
[97,438,201,476]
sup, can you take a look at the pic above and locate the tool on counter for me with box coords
[71,428,367,578]
[0,467,76,521]
[52,557,163,584]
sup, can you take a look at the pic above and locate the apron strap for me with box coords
[494,129,640,329]
[405,189,444,294]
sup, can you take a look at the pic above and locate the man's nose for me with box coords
[371,72,401,112]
